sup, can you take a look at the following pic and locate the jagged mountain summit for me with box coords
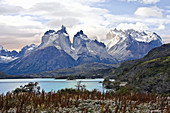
[18,44,38,57]
[39,25,71,52]
[102,29,162,61]
[0,45,18,63]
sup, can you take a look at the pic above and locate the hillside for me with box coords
[30,62,118,78]
[110,43,170,94]
[0,71,8,78]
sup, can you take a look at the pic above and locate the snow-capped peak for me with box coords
[103,28,162,50]
[18,44,38,57]
[56,25,67,34]
[74,30,89,40]
[27,44,38,51]
[73,30,90,49]
[101,28,163,62]
[44,30,55,35]
[125,29,162,43]
[102,29,127,50]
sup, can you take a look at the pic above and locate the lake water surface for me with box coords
[0,78,106,94]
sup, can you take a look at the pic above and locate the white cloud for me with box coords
[167,15,170,18]
[134,7,163,17]
[0,15,42,26]
[157,24,165,30]
[116,22,149,31]
[140,0,160,4]
[121,0,160,4]
[25,1,110,40]
[0,0,110,50]
[0,0,170,50]
[2,0,106,9]
[161,35,170,44]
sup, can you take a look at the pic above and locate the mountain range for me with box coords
[0,26,163,75]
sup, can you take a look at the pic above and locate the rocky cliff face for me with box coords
[39,25,71,53]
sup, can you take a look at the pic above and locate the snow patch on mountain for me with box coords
[18,44,38,57]
[125,29,162,43]
[0,45,19,63]
[103,29,162,50]
[0,56,18,63]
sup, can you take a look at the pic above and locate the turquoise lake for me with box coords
[0,78,107,94]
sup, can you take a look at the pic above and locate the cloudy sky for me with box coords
[0,0,170,51]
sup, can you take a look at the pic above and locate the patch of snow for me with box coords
[71,45,75,50]
[80,34,89,40]
[27,47,34,51]
[63,33,69,36]
[0,56,18,63]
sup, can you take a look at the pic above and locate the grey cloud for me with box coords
[0,36,39,51]
[0,4,23,15]
[0,24,42,37]
[0,37,24,51]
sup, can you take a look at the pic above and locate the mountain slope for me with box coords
[110,43,170,94]
[0,71,9,78]
[1,46,76,75]
[30,62,117,78]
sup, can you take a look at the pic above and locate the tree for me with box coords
[13,82,40,94]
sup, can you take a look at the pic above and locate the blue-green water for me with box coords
[0,78,106,94]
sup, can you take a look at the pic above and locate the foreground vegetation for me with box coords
[0,82,169,113]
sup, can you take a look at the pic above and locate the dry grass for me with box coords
[0,89,169,112]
